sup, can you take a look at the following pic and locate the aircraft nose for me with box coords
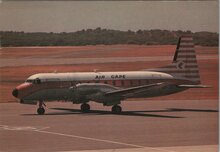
[12,89,18,98]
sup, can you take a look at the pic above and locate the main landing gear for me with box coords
[111,105,122,113]
[37,100,46,115]
[81,103,90,113]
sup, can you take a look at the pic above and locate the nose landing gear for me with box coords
[37,100,46,115]
[111,105,122,113]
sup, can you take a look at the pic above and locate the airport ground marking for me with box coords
[35,126,50,131]
[35,129,144,148]
[0,124,176,152]
[58,148,176,152]
[59,145,218,152]
[34,129,176,152]
[0,124,50,131]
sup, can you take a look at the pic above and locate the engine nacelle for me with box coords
[70,83,116,93]
[69,83,118,104]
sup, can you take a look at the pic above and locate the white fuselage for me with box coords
[15,71,190,105]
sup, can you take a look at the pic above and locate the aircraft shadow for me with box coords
[47,108,184,118]
[130,108,219,113]
[21,108,218,118]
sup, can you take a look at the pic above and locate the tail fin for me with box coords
[149,35,201,84]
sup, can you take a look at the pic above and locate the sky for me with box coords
[0,1,219,33]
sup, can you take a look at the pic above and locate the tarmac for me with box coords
[0,55,218,67]
[0,99,218,152]
[0,45,218,151]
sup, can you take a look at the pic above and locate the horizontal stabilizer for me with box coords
[177,84,211,88]
[105,82,163,97]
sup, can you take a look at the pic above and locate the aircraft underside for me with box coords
[20,83,187,115]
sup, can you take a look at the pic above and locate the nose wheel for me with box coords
[81,103,90,113]
[37,100,46,115]
[37,107,45,115]
[111,105,122,113]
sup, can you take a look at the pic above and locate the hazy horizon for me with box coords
[0,1,218,33]
[0,28,218,34]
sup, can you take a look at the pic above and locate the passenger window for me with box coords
[138,80,141,85]
[145,80,149,84]
[112,81,116,86]
[130,80,133,86]
[121,80,124,87]
[71,82,75,86]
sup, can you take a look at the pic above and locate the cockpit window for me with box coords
[26,79,34,83]
[35,78,41,84]
[26,78,41,84]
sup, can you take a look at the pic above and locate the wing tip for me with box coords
[177,84,212,88]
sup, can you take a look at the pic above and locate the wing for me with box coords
[177,84,211,88]
[105,82,163,97]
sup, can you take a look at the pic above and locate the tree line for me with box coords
[0,28,218,47]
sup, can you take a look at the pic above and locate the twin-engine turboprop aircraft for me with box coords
[12,35,208,115]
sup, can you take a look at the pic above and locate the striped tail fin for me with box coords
[149,35,200,84]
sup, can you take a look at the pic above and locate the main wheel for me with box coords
[111,105,122,113]
[81,103,90,113]
[37,107,45,115]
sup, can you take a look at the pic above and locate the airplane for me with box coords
[12,35,209,115]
